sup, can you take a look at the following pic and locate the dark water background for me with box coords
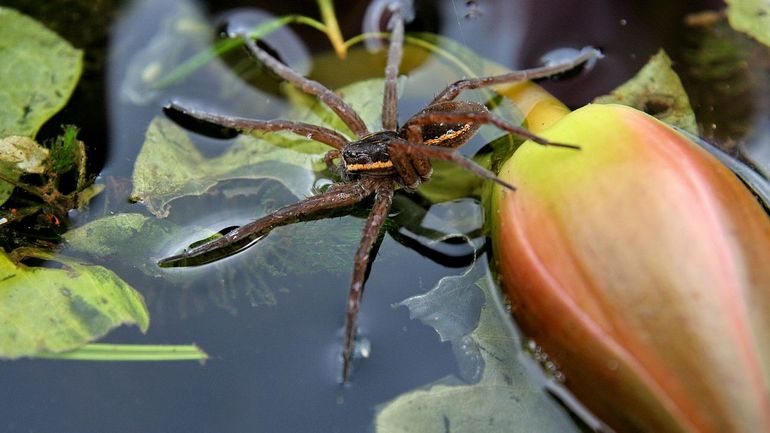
[0,0,748,432]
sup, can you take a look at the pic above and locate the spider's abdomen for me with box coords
[342,131,399,176]
[400,100,485,149]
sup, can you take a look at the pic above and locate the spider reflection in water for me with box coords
[158,2,600,382]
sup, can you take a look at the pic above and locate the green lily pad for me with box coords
[377,265,580,433]
[0,7,83,138]
[0,249,149,359]
[594,49,698,135]
[63,213,185,271]
[130,116,326,217]
[64,204,362,307]
[726,0,770,47]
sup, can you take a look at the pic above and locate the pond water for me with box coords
[1,0,758,432]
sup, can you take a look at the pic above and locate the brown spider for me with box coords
[158,4,600,381]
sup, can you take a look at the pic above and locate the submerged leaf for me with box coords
[725,0,770,47]
[0,7,83,137]
[0,249,149,359]
[377,265,580,433]
[680,11,770,154]
[594,49,698,134]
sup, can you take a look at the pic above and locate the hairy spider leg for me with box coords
[342,181,395,382]
[158,180,376,267]
[381,4,406,131]
[165,102,350,150]
[324,149,342,174]
[406,108,582,150]
[339,3,409,381]
[403,120,433,179]
[239,34,370,138]
[432,47,603,104]
[390,137,516,191]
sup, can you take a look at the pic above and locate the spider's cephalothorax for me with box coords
[159,1,600,382]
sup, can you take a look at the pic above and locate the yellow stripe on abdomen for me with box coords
[423,123,472,146]
[346,160,394,172]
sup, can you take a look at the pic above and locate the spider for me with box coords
[158,2,600,381]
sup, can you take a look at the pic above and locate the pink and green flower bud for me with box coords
[493,103,770,433]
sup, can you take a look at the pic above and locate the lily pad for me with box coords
[0,7,83,137]
[377,265,580,433]
[63,213,185,275]
[0,249,149,359]
[726,0,770,47]
[64,204,362,307]
[594,49,698,134]
[130,116,326,217]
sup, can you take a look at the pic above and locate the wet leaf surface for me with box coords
[0,136,50,205]
[594,49,698,134]
[0,249,149,359]
[64,199,363,307]
[0,7,83,138]
[377,265,579,433]
[130,116,325,218]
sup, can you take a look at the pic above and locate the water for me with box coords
[1,0,759,432]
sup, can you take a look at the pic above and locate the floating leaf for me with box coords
[130,116,326,217]
[725,0,770,47]
[0,136,49,174]
[377,265,580,433]
[63,213,185,277]
[594,49,698,134]
[64,203,362,307]
[0,7,83,137]
[0,135,50,204]
[0,249,149,359]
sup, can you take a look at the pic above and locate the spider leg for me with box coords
[405,124,434,179]
[381,3,406,131]
[432,47,602,103]
[158,180,375,267]
[389,145,423,190]
[240,35,370,138]
[406,110,581,150]
[165,102,350,150]
[390,138,516,191]
[342,181,395,382]
[324,149,342,175]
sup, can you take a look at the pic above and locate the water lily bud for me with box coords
[493,103,770,433]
